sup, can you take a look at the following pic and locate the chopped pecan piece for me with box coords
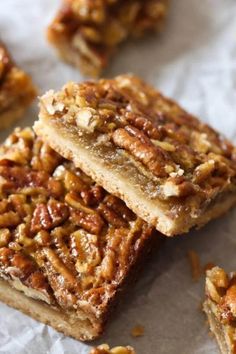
[98,203,127,228]
[81,185,105,206]
[31,200,69,232]
[70,209,104,235]
[10,252,36,278]
[103,195,135,222]
[71,230,101,274]
[43,247,78,287]
[0,247,14,267]
[0,229,11,247]
[0,211,21,228]
[0,166,49,189]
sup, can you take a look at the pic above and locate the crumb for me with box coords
[131,325,145,337]
[187,250,202,281]
[198,300,204,311]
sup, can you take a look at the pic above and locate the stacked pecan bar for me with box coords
[47,0,168,76]
[0,127,160,340]
[35,74,236,236]
[0,42,36,129]
[203,267,236,354]
[1,74,236,343]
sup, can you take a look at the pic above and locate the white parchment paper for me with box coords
[0,1,236,353]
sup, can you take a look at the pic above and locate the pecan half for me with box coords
[70,209,105,235]
[31,200,69,233]
[112,126,170,178]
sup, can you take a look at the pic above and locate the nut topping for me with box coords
[76,108,99,132]
[0,128,156,314]
[205,267,236,325]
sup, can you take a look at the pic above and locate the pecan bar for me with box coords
[47,0,168,76]
[0,42,37,129]
[34,74,236,236]
[90,344,136,354]
[0,127,160,341]
[203,267,236,354]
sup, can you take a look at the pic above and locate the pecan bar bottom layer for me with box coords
[203,267,236,354]
[47,0,168,76]
[0,128,160,341]
[35,75,236,236]
[0,278,97,340]
[0,44,37,129]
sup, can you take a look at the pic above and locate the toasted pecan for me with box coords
[113,127,169,178]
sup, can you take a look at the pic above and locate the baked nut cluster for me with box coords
[205,267,236,324]
[0,43,36,129]
[204,267,236,353]
[37,74,236,235]
[90,344,136,354]
[0,127,157,329]
[47,0,168,76]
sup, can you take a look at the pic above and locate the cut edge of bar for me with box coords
[0,278,100,341]
[203,299,234,354]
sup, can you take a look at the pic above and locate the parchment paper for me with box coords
[1,1,236,353]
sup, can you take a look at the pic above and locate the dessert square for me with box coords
[35,74,236,236]
[203,267,236,354]
[0,42,37,129]
[0,127,160,341]
[47,0,168,76]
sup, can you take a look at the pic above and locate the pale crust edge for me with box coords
[0,278,100,341]
[34,120,236,236]
[47,28,99,77]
